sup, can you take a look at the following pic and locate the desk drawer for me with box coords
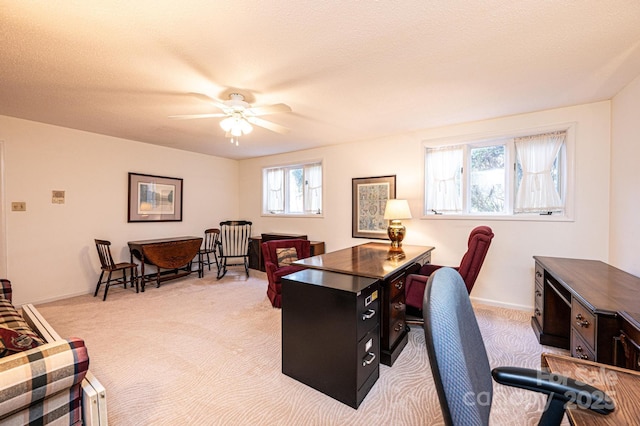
[535,262,544,286]
[357,285,380,340]
[387,299,406,346]
[357,326,380,389]
[534,281,543,328]
[572,328,596,361]
[571,299,595,350]
[388,274,406,301]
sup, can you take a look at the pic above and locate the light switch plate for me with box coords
[11,202,26,211]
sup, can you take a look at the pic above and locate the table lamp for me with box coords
[383,199,412,249]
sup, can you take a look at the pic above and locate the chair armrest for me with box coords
[405,273,430,310]
[418,264,445,276]
[492,366,614,415]
[274,265,306,279]
[0,279,11,303]
[0,338,89,418]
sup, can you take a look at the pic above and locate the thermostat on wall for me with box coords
[52,190,65,204]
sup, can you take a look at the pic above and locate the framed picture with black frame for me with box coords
[352,175,396,239]
[128,172,183,222]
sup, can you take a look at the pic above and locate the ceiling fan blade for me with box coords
[246,103,292,116]
[168,113,227,120]
[247,116,290,134]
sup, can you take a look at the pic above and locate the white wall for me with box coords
[610,75,640,276]
[0,115,239,306]
[239,101,612,310]
[0,99,617,309]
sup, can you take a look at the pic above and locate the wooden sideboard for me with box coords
[248,233,325,271]
[293,242,434,366]
[532,256,640,368]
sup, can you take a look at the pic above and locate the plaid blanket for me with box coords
[0,338,89,425]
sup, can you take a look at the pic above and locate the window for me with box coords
[424,128,570,218]
[263,161,323,216]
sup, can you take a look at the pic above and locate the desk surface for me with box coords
[128,236,201,246]
[534,256,640,315]
[542,352,640,425]
[293,242,435,279]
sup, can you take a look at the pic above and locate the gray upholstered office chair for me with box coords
[423,267,614,426]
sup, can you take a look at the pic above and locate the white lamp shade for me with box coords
[383,199,412,220]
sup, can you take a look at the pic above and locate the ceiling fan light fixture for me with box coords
[240,119,253,135]
[220,116,235,132]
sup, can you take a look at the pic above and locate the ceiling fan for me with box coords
[169,93,291,145]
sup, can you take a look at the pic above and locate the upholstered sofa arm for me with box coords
[0,279,12,303]
[0,338,89,421]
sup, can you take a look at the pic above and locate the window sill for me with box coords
[261,213,324,219]
[420,214,573,223]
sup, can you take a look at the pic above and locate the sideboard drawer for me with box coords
[571,299,596,351]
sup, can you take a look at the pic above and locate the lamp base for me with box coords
[387,220,406,250]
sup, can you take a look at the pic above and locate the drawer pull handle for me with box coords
[536,271,543,278]
[535,290,542,297]
[534,308,541,317]
[362,309,376,320]
[362,352,376,367]
[394,302,405,310]
[394,322,404,332]
[575,345,590,360]
[575,313,590,328]
[395,280,404,290]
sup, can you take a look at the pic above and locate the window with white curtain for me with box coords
[263,161,323,216]
[424,127,570,218]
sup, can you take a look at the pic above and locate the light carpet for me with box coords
[35,270,567,425]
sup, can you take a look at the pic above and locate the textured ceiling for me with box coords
[2,1,640,160]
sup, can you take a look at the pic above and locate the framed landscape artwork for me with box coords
[128,172,183,222]
[352,175,396,239]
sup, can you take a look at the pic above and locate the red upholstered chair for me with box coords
[262,239,311,308]
[405,226,494,319]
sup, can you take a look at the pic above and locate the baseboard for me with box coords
[470,295,532,312]
[17,289,94,308]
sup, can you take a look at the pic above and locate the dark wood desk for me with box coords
[128,236,202,291]
[532,257,640,367]
[294,242,434,365]
[542,352,640,425]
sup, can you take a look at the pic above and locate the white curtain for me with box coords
[514,131,565,213]
[426,146,463,212]
[303,163,322,214]
[266,168,284,213]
